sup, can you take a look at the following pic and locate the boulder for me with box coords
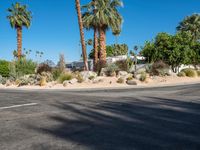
[69,78,78,84]
[126,80,137,85]
[80,71,97,81]
[99,68,107,76]
[63,80,68,87]
[5,80,12,87]
[118,71,128,77]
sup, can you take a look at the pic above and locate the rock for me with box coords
[168,70,177,77]
[99,68,107,76]
[5,80,12,87]
[63,80,68,87]
[126,80,137,85]
[92,77,105,84]
[118,71,128,77]
[80,71,97,81]
[135,74,141,80]
[69,78,78,84]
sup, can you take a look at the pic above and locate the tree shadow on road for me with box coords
[27,96,200,150]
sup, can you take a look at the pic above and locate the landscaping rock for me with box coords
[92,77,105,84]
[135,74,142,80]
[80,71,97,81]
[118,71,128,77]
[63,81,68,87]
[6,80,12,87]
[126,80,137,85]
[69,78,78,84]
[100,68,107,76]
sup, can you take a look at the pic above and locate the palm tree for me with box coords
[83,0,123,66]
[134,45,138,75]
[177,14,200,41]
[75,0,89,71]
[82,0,99,71]
[7,2,32,60]
[113,29,121,44]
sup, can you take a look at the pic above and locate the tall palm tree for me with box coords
[82,0,99,71]
[177,14,200,41]
[7,2,32,60]
[83,0,123,66]
[75,0,89,71]
[113,29,121,45]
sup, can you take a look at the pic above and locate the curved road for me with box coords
[0,84,200,150]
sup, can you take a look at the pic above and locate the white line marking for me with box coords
[0,103,38,110]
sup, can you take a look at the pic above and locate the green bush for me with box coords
[58,73,73,83]
[177,72,186,77]
[15,59,37,77]
[0,60,10,77]
[181,68,197,77]
[139,72,147,82]
[52,68,62,80]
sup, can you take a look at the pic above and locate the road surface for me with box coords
[0,84,200,150]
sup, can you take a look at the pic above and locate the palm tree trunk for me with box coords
[93,27,98,71]
[75,0,89,71]
[17,27,22,60]
[99,28,107,66]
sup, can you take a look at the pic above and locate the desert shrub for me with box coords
[117,77,125,84]
[0,75,7,85]
[177,72,186,77]
[0,60,10,77]
[139,72,147,82]
[9,62,17,80]
[88,76,95,80]
[40,76,47,86]
[145,64,153,73]
[37,63,52,74]
[76,74,84,83]
[58,73,73,83]
[96,60,107,75]
[115,59,133,72]
[197,70,200,77]
[151,61,169,76]
[15,76,31,86]
[126,76,133,81]
[181,68,197,77]
[15,59,37,77]
[105,63,119,76]
[52,68,62,80]
[41,72,54,82]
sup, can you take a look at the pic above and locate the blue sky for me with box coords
[0,0,200,63]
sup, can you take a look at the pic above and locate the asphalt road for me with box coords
[0,84,200,150]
